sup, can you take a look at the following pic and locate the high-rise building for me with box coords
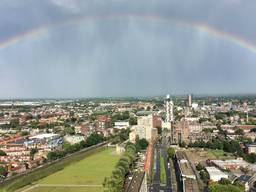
[187,94,192,107]
[129,113,159,142]
[165,94,174,122]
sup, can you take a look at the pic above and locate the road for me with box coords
[162,147,172,192]
[150,137,173,192]
[162,136,172,192]
[151,143,161,192]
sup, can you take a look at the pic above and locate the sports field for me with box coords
[21,147,119,192]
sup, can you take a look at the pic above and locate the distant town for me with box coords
[1,95,256,192]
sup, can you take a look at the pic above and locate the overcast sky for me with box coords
[1,0,256,98]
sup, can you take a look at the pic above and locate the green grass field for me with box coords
[160,153,166,184]
[206,149,234,160]
[24,147,119,192]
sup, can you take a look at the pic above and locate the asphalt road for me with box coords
[150,137,173,192]
[162,136,172,192]
[151,143,161,192]
[162,147,172,192]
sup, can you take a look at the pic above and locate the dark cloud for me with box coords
[0,0,256,98]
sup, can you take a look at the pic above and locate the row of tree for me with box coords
[103,142,138,192]
[47,133,104,161]
[209,178,245,192]
[188,136,256,163]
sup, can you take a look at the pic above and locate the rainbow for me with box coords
[1,14,256,54]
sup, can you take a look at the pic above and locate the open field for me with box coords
[1,144,107,192]
[19,147,119,192]
[185,148,234,166]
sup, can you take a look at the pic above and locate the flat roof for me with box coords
[206,166,227,177]
[30,133,59,139]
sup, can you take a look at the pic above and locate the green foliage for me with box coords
[135,138,149,151]
[199,169,209,183]
[156,126,162,135]
[202,128,214,133]
[218,178,231,185]
[129,117,137,125]
[0,166,7,177]
[2,147,106,192]
[196,163,204,171]
[63,126,75,135]
[111,112,130,125]
[199,118,210,123]
[179,141,186,148]
[47,133,104,161]
[233,181,245,191]
[21,131,29,136]
[103,142,139,192]
[167,147,175,158]
[188,135,256,164]
[0,150,7,156]
[208,183,243,192]
[234,128,244,135]
[10,118,20,129]
[30,148,38,160]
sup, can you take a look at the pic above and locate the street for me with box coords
[150,137,172,192]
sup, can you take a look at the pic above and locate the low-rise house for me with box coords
[206,166,228,182]
[246,143,256,154]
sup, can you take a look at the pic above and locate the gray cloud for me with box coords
[0,0,256,98]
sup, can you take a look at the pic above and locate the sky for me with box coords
[1,0,256,98]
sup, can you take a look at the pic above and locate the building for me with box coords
[246,143,256,154]
[172,119,202,143]
[129,113,159,142]
[165,94,174,124]
[96,115,111,130]
[211,159,249,170]
[235,175,253,191]
[114,121,130,130]
[188,94,192,107]
[25,133,63,150]
[205,166,228,182]
[64,135,85,145]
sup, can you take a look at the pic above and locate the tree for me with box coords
[167,148,175,158]
[209,183,243,192]
[235,128,244,135]
[10,118,20,129]
[218,178,231,185]
[21,131,29,136]
[156,126,162,135]
[0,150,7,156]
[136,138,149,151]
[30,148,38,160]
[233,181,245,191]
[129,117,137,125]
[0,166,7,177]
[179,141,186,148]
[64,126,75,135]
[196,163,204,171]
[199,170,209,183]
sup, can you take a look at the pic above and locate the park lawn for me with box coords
[27,147,119,192]
[26,186,102,192]
[206,149,234,160]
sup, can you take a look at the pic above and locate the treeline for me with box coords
[108,128,130,144]
[209,178,245,192]
[196,163,210,183]
[188,137,256,163]
[103,142,137,192]
[47,133,104,161]
[103,139,148,192]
